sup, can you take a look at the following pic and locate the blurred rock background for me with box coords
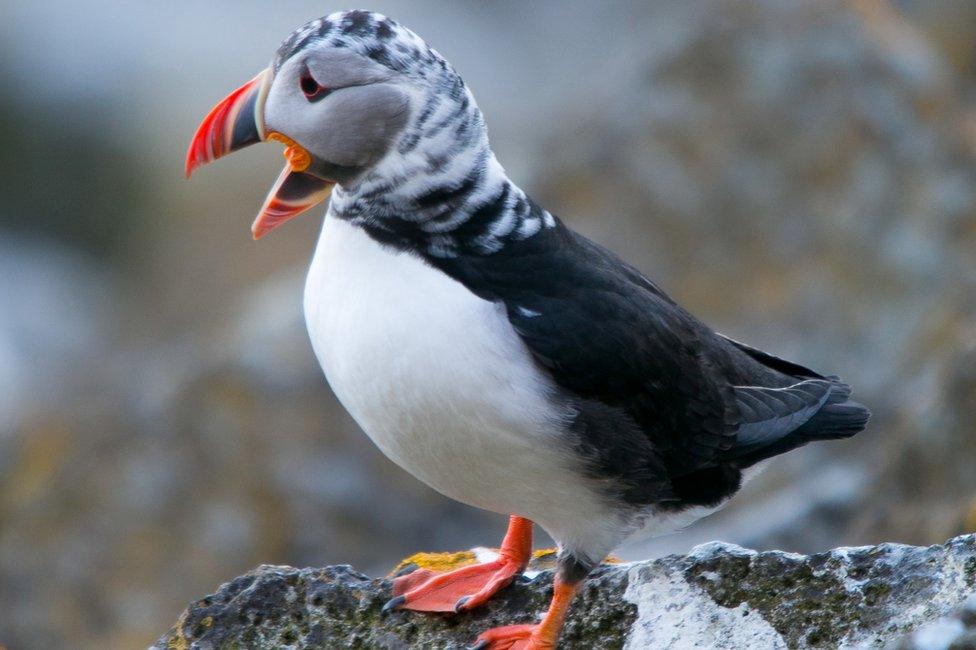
[0,1,974,648]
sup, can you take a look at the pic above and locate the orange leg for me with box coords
[383,515,533,613]
[472,577,580,650]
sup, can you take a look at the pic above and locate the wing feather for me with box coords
[733,379,832,448]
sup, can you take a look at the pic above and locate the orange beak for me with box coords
[185,68,335,239]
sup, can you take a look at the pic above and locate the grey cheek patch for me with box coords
[307,84,410,170]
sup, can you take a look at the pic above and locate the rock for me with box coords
[894,593,976,650]
[152,534,976,649]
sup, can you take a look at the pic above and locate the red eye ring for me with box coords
[300,67,328,100]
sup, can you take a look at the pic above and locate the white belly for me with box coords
[304,216,619,549]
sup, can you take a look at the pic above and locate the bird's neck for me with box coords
[328,142,556,259]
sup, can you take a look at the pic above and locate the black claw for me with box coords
[381,595,406,614]
[454,595,471,612]
[467,641,489,650]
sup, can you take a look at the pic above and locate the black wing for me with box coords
[503,228,839,470]
[505,260,741,475]
[434,219,867,504]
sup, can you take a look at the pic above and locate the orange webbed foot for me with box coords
[470,575,580,650]
[385,555,524,613]
[470,624,551,650]
[383,515,533,614]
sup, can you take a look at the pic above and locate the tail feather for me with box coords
[718,335,870,469]
[789,398,870,440]
[825,381,852,404]
[731,383,870,469]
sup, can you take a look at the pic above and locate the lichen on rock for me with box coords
[152,533,976,649]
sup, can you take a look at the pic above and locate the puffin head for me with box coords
[186,10,481,239]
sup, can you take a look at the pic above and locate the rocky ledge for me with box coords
[153,534,976,649]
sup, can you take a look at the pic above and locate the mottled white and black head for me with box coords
[187,10,551,253]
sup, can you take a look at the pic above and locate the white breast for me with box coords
[303,216,621,551]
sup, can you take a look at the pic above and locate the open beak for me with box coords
[185,68,335,239]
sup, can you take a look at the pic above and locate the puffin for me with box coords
[186,11,870,649]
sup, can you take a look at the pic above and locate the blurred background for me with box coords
[2,0,976,647]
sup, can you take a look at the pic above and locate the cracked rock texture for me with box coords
[153,533,976,649]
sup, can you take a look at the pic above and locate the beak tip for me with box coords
[184,151,202,179]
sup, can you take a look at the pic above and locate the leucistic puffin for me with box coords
[186,10,870,649]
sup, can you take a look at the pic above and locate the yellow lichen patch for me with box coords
[527,548,558,571]
[390,547,625,577]
[167,634,188,650]
[390,550,478,576]
[201,615,213,629]
[529,548,622,563]
[167,610,190,650]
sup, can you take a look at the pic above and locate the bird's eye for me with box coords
[300,67,328,101]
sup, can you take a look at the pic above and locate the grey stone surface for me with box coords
[152,534,976,649]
